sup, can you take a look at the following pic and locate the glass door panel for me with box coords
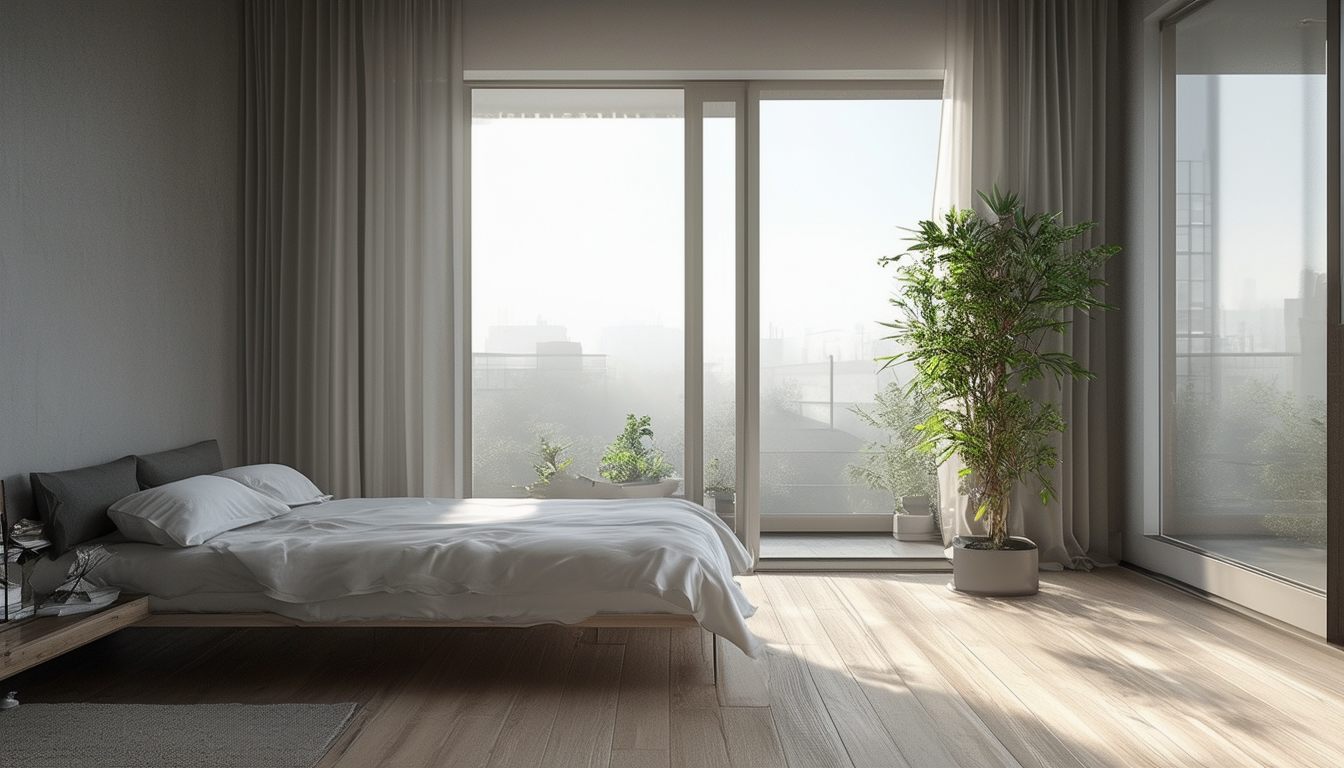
[471,89,685,497]
[703,102,739,530]
[757,98,940,526]
[1165,0,1327,589]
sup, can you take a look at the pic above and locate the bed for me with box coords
[25,441,762,659]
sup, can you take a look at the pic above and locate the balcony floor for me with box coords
[758,532,949,571]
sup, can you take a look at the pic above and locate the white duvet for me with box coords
[90,496,763,656]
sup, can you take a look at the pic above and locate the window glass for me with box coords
[471,89,685,497]
[758,98,941,520]
[1166,0,1327,589]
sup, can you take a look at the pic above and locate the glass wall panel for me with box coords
[471,89,685,497]
[758,99,941,521]
[703,103,737,527]
[1166,0,1327,589]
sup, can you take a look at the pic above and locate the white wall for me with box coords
[0,0,240,516]
[463,0,946,76]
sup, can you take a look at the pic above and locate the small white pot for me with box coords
[894,495,937,541]
[893,512,937,541]
[707,491,736,525]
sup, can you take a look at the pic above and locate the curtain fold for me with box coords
[933,0,1114,569]
[241,0,456,499]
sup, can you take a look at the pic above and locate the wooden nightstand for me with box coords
[0,595,149,680]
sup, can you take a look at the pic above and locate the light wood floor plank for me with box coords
[612,629,671,751]
[670,707,731,768]
[670,627,717,711]
[10,569,1344,768]
[1096,569,1344,698]
[335,629,489,767]
[763,644,855,768]
[774,575,912,768]
[610,748,671,768]
[431,714,507,768]
[853,576,1086,768]
[990,577,1262,767]
[902,577,1187,768]
[810,594,969,768]
[720,706,787,768]
[821,575,1022,768]
[1036,572,1344,767]
[485,627,582,768]
[540,642,624,768]
[318,630,460,768]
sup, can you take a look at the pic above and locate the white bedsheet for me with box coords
[88,496,762,656]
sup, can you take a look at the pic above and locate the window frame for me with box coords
[461,78,945,563]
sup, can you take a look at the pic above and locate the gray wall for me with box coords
[0,0,240,517]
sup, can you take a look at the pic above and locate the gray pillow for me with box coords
[30,455,140,556]
[135,439,223,489]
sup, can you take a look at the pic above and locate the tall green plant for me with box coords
[880,188,1118,549]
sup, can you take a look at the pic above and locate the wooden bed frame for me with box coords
[137,610,720,681]
[137,611,700,629]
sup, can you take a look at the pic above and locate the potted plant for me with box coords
[525,435,575,498]
[845,380,940,540]
[597,414,678,497]
[704,457,736,524]
[880,187,1117,595]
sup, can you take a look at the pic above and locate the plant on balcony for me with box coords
[880,187,1116,591]
[599,414,675,484]
[846,379,939,516]
[704,457,735,495]
[528,435,574,490]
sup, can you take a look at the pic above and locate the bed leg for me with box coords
[712,633,719,685]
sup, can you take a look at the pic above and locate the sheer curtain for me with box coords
[241,0,458,499]
[933,0,1115,569]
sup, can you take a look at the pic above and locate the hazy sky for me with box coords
[1178,74,1326,312]
[471,90,941,368]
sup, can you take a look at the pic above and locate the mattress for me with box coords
[68,496,762,656]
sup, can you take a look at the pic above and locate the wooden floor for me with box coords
[7,568,1344,768]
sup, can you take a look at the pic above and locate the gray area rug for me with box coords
[0,701,358,768]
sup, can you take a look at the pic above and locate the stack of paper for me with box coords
[8,518,51,558]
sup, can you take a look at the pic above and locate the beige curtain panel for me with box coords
[933,0,1116,569]
[240,0,457,499]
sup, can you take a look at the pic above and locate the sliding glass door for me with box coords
[1139,0,1338,636]
[470,89,685,498]
[755,89,941,532]
[468,83,945,555]
[1163,0,1328,589]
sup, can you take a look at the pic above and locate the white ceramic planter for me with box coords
[951,535,1039,596]
[539,476,680,499]
[894,495,938,541]
[619,478,681,498]
[708,491,736,526]
[894,513,937,541]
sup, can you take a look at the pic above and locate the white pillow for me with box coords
[108,475,290,547]
[213,463,331,507]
